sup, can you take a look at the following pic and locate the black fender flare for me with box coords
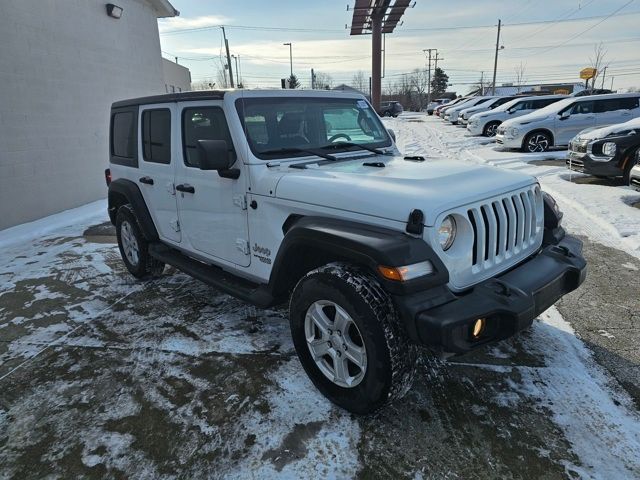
[268,216,449,296]
[108,178,159,241]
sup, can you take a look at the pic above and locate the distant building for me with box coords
[0,0,187,230]
[479,83,585,96]
[163,58,192,93]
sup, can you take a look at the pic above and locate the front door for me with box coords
[137,105,181,243]
[174,103,251,267]
[555,100,596,145]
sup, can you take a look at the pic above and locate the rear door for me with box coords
[137,104,181,243]
[174,102,250,267]
[594,96,640,126]
[555,100,596,145]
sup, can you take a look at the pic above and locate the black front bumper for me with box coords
[397,235,586,355]
[566,152,621,177]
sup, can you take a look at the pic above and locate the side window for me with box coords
[182,107,236,168]
[569,101,593,115]
[512,101,532,111]
[142,109,171,164]
[597,97,640,112]
[111,112,136,159]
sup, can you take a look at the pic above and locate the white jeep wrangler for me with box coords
[106,89,586,414]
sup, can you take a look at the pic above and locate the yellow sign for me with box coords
[554,89,570,95]
[580,68,597,80]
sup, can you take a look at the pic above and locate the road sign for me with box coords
[580,68,597,80]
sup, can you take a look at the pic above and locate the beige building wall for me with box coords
[0,0,178,229]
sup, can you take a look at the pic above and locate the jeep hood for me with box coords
[576,117,640,141]
[274,156,535,226]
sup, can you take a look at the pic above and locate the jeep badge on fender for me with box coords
[106,89,586,414]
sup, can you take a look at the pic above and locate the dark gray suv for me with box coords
[379,101,403,117]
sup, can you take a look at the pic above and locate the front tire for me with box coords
[116,205,165,279]
[522,131,552,152]
[483,121,500,137]
[289,263,417,414]
[623,149,639,185]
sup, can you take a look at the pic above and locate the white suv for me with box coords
[443,96,497,124]
[106,89,586,414]
[496,93,640,152]
[467,95,567,136]
[458,96,516,126]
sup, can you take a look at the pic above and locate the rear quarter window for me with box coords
[110,108,138,167]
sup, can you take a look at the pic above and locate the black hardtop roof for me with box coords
[112,90,226,109]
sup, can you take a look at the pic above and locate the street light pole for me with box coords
[283,42,293,76]
[232,55,241,86]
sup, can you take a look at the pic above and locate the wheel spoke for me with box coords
[308,339,329,359]
[333,354,349,384]
[333,305,351,334]
[344,342,366,369]
[309,303,332,337]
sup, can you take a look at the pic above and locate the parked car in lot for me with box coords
[467,95,567,137]
[496,93,640,152]
[629,150,640,188]
[106,89,586,414]
[458,96,518,125]
[379,101,403,117]
[444,96,497,124]
[426,98,450,115]
[566,117,640,183]
[435,97,469,117]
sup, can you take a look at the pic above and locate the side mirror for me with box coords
[559,111,570,120]
[387,129,396,142]
[197,139,232,170]
[507,108,514,114]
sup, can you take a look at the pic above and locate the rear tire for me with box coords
[116,205,165,279]
[289,262,417,414]
[623,148,639,185]
[483,121,501,137]
[522,131,552,153]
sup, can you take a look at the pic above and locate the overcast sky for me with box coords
[159,0,640,94]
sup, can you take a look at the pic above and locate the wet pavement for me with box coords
[1,219,639,479]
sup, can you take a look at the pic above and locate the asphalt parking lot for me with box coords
[1,215,639,479]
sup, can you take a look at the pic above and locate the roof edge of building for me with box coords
[148,0,179,18]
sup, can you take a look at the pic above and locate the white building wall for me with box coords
[0,0,170,229]
[162,58,192,93]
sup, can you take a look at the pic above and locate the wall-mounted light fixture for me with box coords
[106,4,123,19]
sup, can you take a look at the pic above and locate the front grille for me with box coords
[467,186,543,270]
[631,177,640,188]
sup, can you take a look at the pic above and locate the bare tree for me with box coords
[351,71,368,93]
[588,42,609,88]
[216,66,229,88]
[409,68,429,111]
[314,72,333,90]
[514,62,527,93]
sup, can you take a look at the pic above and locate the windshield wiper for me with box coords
[258,147,336,161]
[319,142,387,155]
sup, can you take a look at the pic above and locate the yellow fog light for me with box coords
[472,318,486,339]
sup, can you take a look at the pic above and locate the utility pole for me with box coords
[221,26,235,88]
[423,48,437,105]
[491,19,501,95]
[311,68,316,89]
[434,51,444,70]
[480,71,484,95]
[600,66,608,89]
[610,76,615,90]
[283,43,293,76]
[232,55,241,87]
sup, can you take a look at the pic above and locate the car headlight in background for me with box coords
[438,215,457,251]
[602,142,617,156]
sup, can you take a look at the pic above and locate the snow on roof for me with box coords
[146,0,179,18]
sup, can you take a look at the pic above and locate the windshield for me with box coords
[236,97,392,160]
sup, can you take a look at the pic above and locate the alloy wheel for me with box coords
[120,220,140,266]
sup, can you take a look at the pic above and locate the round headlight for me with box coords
[438,215,457,251]
[602,142,617,156]
[509,127,520,137]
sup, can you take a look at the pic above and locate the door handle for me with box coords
[139,176,154,185]
[175,184,195,194]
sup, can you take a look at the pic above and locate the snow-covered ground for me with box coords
[1,116,640,478]
[387,113,640,258]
